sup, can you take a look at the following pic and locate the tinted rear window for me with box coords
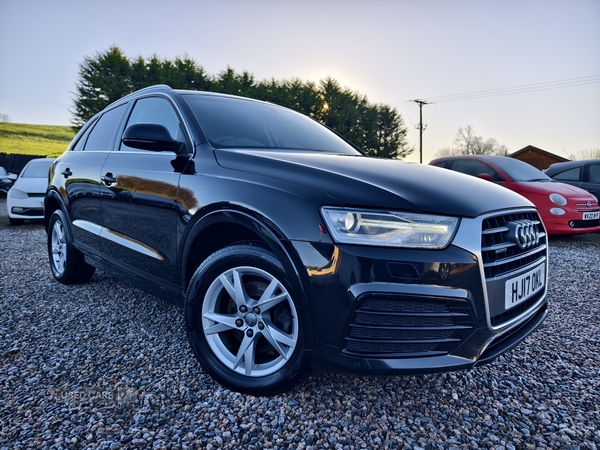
[84,104,127,151]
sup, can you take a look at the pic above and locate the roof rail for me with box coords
[106,84,173,108]
[133,84,172,94]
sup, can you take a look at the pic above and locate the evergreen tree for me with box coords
[71,46,131,129]
[71,47,414,159]
[374,105,412,159]
[214,67,256,97]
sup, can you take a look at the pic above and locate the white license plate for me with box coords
[583,211,599,220]
[505,264,545,310]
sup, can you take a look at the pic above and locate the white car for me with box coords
[7,158,55,225]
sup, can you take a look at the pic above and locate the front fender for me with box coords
[180,208,316,348]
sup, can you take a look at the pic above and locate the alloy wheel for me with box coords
[202,266,299,377]
[51,220,67,276]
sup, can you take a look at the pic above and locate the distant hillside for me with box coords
[0,123,75,157]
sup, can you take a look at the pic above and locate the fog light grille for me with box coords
[343,294,474,358]
[569,219,599,228]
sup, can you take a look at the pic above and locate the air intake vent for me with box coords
[343,294,475,358]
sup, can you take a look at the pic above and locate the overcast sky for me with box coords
[1,0,599,163]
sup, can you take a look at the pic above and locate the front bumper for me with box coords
[292,207,549,374]
[543,214,600,235]
[7,195,45,219]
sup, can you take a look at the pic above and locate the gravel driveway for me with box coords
[1,197,599,450]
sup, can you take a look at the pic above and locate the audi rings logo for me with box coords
[507,220,540,249]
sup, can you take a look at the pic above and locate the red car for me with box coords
[430,155,600,235]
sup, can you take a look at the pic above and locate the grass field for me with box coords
[0,123,75,157]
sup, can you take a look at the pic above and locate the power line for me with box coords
[431,76,600,103]
[0,96,71,107]
[393,75,600,106]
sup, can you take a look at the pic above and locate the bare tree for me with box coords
[435,125,508,158]
[435,146,455,157]
[569,148,600,160]
[0,113,10,122]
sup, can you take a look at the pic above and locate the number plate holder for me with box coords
[582,211,599,220]
[504,264,545,310]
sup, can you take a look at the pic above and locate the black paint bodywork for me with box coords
[45,86,548,376]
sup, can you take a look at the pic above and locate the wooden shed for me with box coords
[509,145,569,171]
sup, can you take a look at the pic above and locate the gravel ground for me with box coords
[1,198,599,450]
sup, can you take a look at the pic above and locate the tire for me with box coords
[185,244,306,395]
[47,209,95,284]
[9,217,24,226]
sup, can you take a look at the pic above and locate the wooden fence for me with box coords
[0,153,48,175]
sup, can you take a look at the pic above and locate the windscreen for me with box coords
[183,94,362,155]
[21,160,53,178]
[492,157,552,182]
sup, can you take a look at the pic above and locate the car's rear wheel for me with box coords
[47,209,95,284]
[185,244,306,395]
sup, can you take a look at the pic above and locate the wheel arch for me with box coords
[44,188,66,231]
[181,208,315,347]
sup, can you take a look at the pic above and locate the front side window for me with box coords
[451,159,503,182]
[84,104,127,151]
[120,97,185,151]
[552,167,581,182]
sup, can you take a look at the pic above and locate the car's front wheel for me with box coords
[47,209,95,284]
[185,244,306,395]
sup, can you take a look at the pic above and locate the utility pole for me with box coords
[412,99,429,164]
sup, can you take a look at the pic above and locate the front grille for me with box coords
[481,210,547,327]
[481,211,547,279]
[343,295,475,358]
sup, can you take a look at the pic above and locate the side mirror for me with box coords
[477,173,492,181]
[122,123,185,153]
[8,173,17,181]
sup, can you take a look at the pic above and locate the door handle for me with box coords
[61,168,73,178]
[101,173,117,186]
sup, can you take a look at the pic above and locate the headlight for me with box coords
[549,193,567,206]
[321,207,459,249]
[9,188,28,199]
